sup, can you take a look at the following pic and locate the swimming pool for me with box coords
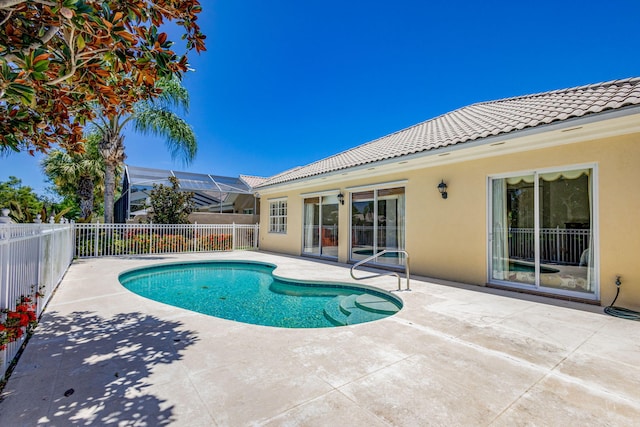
[119,261,402,328]
[509,260,560,274]
[353,249,402,258]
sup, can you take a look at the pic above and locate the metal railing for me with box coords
[350,250,410,291]
[351,225,400,247]
[0,224,75,378]
[74,223,259,258]
[509,227,590,265]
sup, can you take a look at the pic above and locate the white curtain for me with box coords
[507,169,588,185]
[491,179,508,280]
[397,192,406,251]
[303,201,316,253]
[586,171,595,291]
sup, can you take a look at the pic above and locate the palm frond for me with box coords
[133,106,197,164]
[149,77,191,113]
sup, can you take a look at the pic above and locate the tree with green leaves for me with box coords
[92,76,196,223]
[0,176,43,222]
[146,175,194,224]
[0,0,205,155]
[42,131,107,220]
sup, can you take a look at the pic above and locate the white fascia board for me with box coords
[299,189,340,197]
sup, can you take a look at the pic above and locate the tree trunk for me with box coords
[77,174,94,220]
[103,162,116,223]
[100,129,125,223]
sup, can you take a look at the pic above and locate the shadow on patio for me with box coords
[0,311,198,425]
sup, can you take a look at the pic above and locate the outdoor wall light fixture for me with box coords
[337,193,345,205]
[437,180,448,199]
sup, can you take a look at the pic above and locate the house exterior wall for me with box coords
[188,212,259,224]
[128,212,259,224]
[234,194,260,214]
[259,131,640,311]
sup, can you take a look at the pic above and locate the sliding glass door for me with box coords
[350,187,405,267]
[303,195,339,258]
[489,167,596,298]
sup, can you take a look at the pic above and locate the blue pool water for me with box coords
[509,260,560,274]
[354,249,402,258]
[119,261,402,328]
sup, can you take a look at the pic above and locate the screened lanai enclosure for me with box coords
[114,165,262,223]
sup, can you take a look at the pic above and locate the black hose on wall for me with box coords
[604,278,640,321]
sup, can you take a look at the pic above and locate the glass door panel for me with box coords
[538,170,594,293]
[351,191,375,261]
[491,175,535,285]
[376,187,405,266]
[302,197,320,255]
[320,195,339,257]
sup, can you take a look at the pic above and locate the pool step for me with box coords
[345,307,389,325]
[354,294,400,315]
[323,296,348,326]
[324,293,400,326]
[339,294,359,316]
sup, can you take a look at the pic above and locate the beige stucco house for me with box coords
[255,77,640,311]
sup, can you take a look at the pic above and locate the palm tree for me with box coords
[94,77,197,223]
[42,132,105,220]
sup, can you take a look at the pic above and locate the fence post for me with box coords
[232,223,236,251]
[556,226,560,263]
[193,222,197,252]
[72,223,77,258]
[149,221,153,254]
[94,221,99,257]
[254,223,259,249]
[0,223,8,310]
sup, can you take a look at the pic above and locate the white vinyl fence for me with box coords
[0,224,75,378]
[0,222,259,379]
[74,223,259,257]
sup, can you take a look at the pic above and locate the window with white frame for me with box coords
[269,199,288,233]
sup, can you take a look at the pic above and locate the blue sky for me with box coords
[2,0,640,195]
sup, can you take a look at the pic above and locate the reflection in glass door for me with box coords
[490,168,596,297]
[490,174,536,285]
[350,187,405,267]
[303,195,339,258]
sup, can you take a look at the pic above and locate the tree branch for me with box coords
[45,22,75,86]
[0,0,56,8]
[76,48,112,62]
[2,25,60,64]
[39,25,59,45]
[45,66,76,86]
[0,9,12,26]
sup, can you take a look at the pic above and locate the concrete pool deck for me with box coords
[1,251,639,426]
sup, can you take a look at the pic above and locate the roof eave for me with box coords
[256,104,640,192]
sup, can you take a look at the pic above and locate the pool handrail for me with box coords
[350,250,410,291]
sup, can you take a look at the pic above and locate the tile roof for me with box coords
[239,175,267,188]
[258,77,640,187]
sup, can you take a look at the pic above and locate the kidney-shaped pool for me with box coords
[119,261,403,328]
